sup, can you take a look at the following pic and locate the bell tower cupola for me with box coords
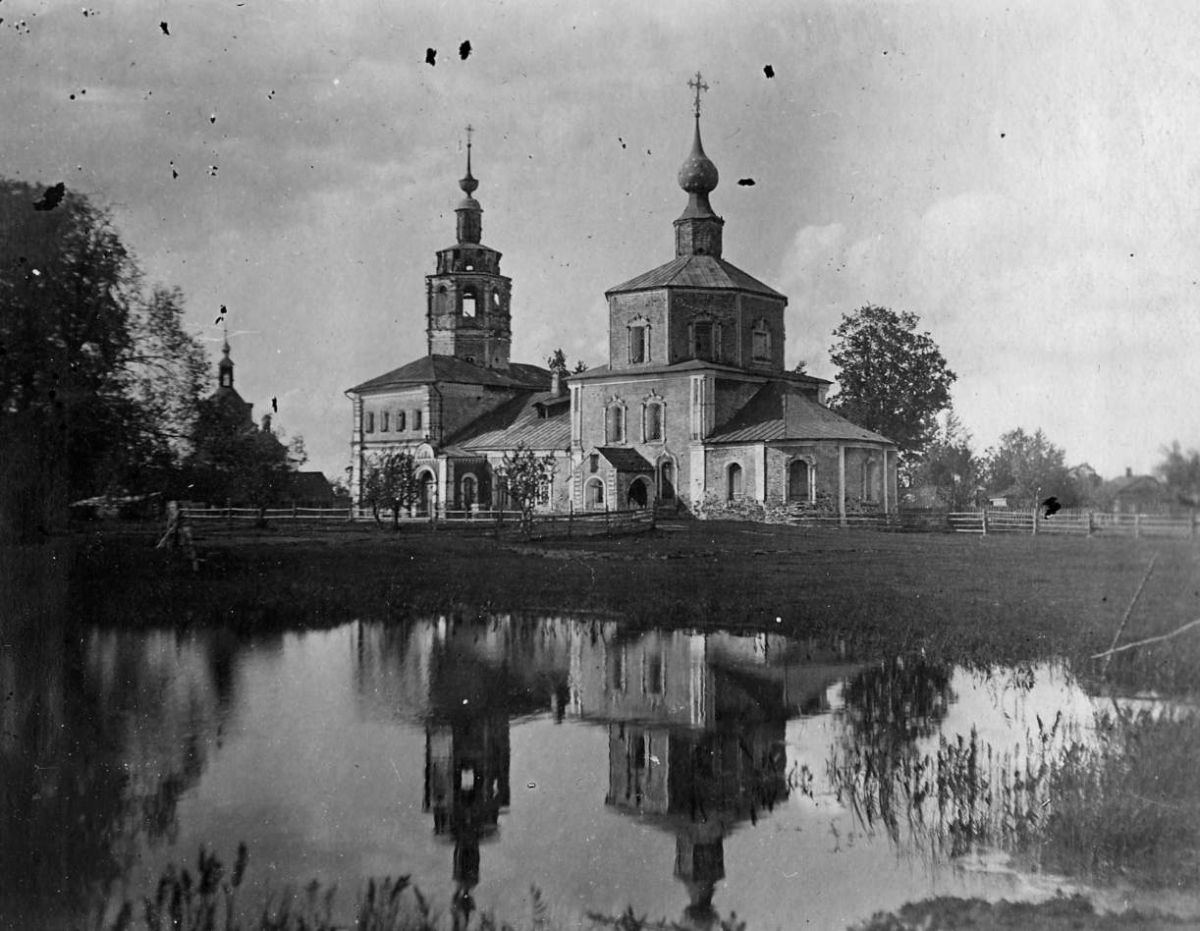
[674,72,724,259]
[426,126,514,369]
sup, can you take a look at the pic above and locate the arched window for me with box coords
[627,477,649,509]
[658,459,675,501]
[752,319,771,362]
[585,478,605,510]
[788,459,812,502]
[643,401,664,442]
[628,323,649,364]
[606,403,626,444]
[727,462,743,501]
[692,320,714,361]
[461,288,477,318]
[460,474,477,509]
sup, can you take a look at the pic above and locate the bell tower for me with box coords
[426,126,513,369]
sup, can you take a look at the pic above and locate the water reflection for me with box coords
[4,607,1183,930]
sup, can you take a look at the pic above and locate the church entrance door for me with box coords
[627,477,650,509]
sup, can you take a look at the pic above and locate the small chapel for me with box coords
[346,80,898,519]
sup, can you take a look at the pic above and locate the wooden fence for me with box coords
[945,508,1200,539]
[179,504,655,538]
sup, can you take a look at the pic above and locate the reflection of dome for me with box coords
[677,119,719,195]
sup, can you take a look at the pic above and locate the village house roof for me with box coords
[605,253,785,299]
[443,390,571,454]
[707,382,894,445]
[347,355,550,395]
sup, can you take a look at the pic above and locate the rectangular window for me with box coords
[365,411,375,433]
[606,405,625,444]
[414,410,423,430]
[629,325,647,364]
[693,322,714,361]
[752,328,770,361]
[381,411,389,432]
[611,648,626,692]
[589,453,600,473]
[397,411,406,431]
[644,403,663,442]
[645,652,665,695]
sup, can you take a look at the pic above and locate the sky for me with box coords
[3,0,1199,483]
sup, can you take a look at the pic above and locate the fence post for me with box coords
[1135,513,1142,539]
[1088,510,1095,537]
[292,503,298,520]
[981,509,989,535]
[605,502,611,536]
[1192,508,1198,540]
[226,498,233,530]
[1031,506,1038,536]
[568,500,573,539]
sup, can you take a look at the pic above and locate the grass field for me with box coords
[62,519,1200,695]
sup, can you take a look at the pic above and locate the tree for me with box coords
[360,450,421,529]
[982,428,1069,508]
[828,306,957,466]
[907,411,980,509]
[1155,441,1200,508]
[547,348,588,376]
[494,443,558,534]
[0,179,207,539]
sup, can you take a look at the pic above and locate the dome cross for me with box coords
[688,71,709,118]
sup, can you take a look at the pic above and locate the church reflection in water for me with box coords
[355,615,860,926]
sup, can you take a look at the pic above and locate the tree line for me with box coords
[1,180,305,541]
[826,304,1199,511]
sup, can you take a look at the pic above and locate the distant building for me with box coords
[1106,468,1168,515]
[346,91,898,519]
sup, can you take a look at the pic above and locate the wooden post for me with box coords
[292,503,298,519]
[1191,508,1198,540]
[1135,512,1142,539]
[1032,505,1039,536]
[1088,510,1095,537]
[981,509,989,535]
[226,498,233,530]
[568,500,573,539]
[605,502,611,536]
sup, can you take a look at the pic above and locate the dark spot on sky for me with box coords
[737,178,756,186]
[210,113,216,124]
[209,165,218,177]
[33,182,65,211]
[763,65,774,78]
[272,397,278,413]
[214,304,227,325]
[1000,132,1006,139]
[1130,253,1135,258]
[425,47,436,66]
[267,90,275,100]
[459,40,471,60]
[170,161,178,179]
[159,20,169,35]
[882,50,888,55]
[618,137,626,149]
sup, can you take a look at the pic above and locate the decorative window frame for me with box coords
[627,316,651,365]
[397,410,406,432]
[380,411,389,432]
[785,455,817,503]
[751,318,772,363]
[460,286,478,318]
[364,411,375,434]
[605,397,627,445]
[584,476,606,510]
[641,392,666,443]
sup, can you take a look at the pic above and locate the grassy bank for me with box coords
[61,520,1200,693]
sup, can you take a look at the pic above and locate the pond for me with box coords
[2,613,1198,930]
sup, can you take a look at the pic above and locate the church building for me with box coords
[347,85,898,520]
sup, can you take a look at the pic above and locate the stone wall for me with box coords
[608,291,668,370]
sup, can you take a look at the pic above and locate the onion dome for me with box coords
[677,117,719,196]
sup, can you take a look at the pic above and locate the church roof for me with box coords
[444,391,571,454]
[708,381,894,445]
[605,254,785,299]
[595,447,654,473]
[347,355,550,394]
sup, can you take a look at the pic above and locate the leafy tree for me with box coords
[1155,441,1200,508]
[360,450,421,529]
[792,360,809,376]
[907,411,980,509]
[547,347,588,376]
[494,443,557,534]
[982,428,1069,508]
[186,406,304,514]
[0,180,206,538]
[828,306,957,464]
